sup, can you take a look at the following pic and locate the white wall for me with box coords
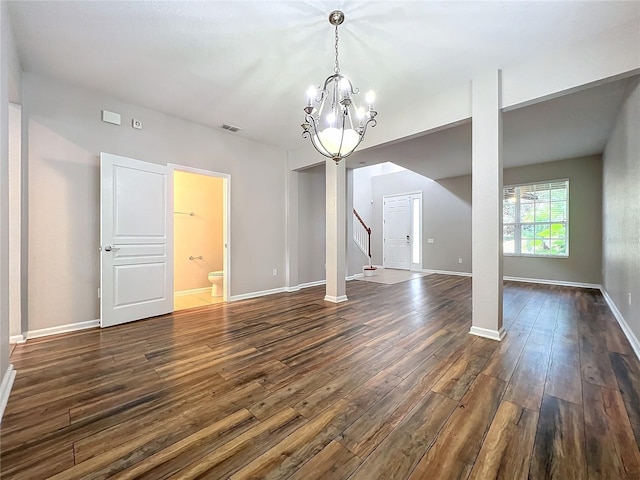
[603,77,640,345]
[23,73,287,332]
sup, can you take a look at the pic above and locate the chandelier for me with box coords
[301,10,378,164]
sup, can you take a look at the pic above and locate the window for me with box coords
[503,180,568,257]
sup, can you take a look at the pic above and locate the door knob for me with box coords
[104,246,112,251]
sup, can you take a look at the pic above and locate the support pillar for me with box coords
[471,70,505,341]
[325,160,347,303]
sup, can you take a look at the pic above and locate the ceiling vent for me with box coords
[221,123,241,133]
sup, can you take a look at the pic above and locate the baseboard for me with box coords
[324,295,348,303]
[287,276,362,292]
[174,287,211,297]
[9,334,26,344]
[230,287,287,302]
[0,364,16,421]
[27,319,100,340]
[601,288,640,361]
[423,269,472,277]
[469,326,506,341]
[504,276,601,289]
[300,280,327,289]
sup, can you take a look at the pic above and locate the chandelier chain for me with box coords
[334,24,340,74]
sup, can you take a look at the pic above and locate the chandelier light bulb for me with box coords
[300,10,379,164]
[365,90,376,107]
[306,86,317,100]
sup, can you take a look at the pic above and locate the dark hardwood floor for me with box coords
[2,274,640,479]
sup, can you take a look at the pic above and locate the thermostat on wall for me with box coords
[101,110,121,125]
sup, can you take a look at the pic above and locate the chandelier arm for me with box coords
[340,76,359,96]
[347,107,356,131]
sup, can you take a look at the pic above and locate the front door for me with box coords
[100,153,173,327]
[383,192,422,270]
[383,194,411,269]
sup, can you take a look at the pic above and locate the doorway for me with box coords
[170,165,230,310]
[383,192,422,270]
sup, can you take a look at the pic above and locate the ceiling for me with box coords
[349,76,633,179]
[7,1,640,174]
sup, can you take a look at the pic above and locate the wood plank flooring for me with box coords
[2,275,640,479]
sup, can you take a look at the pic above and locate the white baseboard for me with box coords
[504,276,601,289]
[287,276,365,292]
[27,319,100,340]
[470,326,506,341]
[601,288,640,361]
[0,364,16,421]
[300,280,326,289]
[424,269,472,277]
[324,295,348,303]
[9,334,26,344]
[174,287,211,297]
[230,287,287,302]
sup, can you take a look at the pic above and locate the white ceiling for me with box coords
[7,1,640,173]
[349,76,632,179]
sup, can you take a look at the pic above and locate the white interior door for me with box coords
[383,195,411,269]
[100,153,173,328]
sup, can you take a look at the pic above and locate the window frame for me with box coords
[503,178,569,258]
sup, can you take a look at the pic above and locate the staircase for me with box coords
[353,209,373,267]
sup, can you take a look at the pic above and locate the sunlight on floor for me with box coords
[174,292,224,311]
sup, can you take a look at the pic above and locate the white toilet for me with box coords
[208,271,224,297]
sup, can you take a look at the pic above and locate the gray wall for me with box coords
[23,73,287,332]
[363,155,602,284]
[1,1,23,397]
[297,164,326,284]
[504,155,602,284]
[370,170,472,273]
[603,77,640,343]
[1,1,13,385]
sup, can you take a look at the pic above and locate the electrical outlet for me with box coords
[428,238,434,244]
[272,268,277,276]
[458,258,463,264]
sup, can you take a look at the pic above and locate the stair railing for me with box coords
[353,209,372,267]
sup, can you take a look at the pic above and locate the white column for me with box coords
[285,165,299,292]
[325,160,347,303]
[471,70,505,341]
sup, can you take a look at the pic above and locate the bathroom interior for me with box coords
[173,170,225,311]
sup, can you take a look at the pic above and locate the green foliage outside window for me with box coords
[503,180,568,257]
